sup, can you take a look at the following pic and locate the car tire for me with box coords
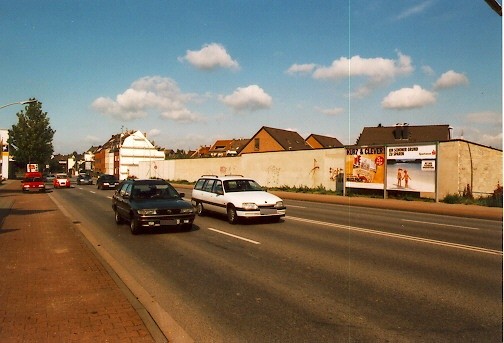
[114,210,124,225]
[227,205,238,224]
[130,217,141,235]
[196,202,205,216]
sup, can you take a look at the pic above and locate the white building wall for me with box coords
[0,129,8,179]
[118,131,165,180]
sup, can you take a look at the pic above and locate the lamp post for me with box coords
[0,99,37,110]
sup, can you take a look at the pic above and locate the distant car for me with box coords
[22,172,46,192]
[191,175,286,224]
[77,174,93,185]
[96,174,119,190]
[45,174,56,182]
[53,173,71,188]
[112,178,195,234]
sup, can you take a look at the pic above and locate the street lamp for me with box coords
[0,99,37,110]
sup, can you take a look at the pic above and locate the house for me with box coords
[306,134,344,149]
[356,123,452,146]
[239,126,312,155]
[94,130,165,179]
[190,145,211,158]
[209,138,249,157]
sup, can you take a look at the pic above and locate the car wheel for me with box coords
[227,205,238,224]
[114,210,124,225]
[130,217,141,235]
[196,202,205,216]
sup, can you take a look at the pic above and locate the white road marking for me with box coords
[207,227,261,245]
[285,204,306,209]
[401,219,480,230]
[286,216,502,256]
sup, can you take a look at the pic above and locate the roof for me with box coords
[356,124,452,146]
[260,126,312,151]
[306,134,344,148]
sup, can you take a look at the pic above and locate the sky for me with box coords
[0,0,502,154]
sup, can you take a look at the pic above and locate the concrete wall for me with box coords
[136,148,346,190]
[438,140,502,198]
[134,140,502,199]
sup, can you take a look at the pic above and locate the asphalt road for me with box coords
[48,182,503,342]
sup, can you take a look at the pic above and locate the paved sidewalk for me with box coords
[0,180,161,342]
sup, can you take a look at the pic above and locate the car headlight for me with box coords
[180,208,194,214]
[242,202,258,210]
[137,209,157,215]
[275,201,284,208]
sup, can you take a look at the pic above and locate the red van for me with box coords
[22,172,46,192]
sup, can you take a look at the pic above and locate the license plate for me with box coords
[160,219,179,225]
[260,208,277,215]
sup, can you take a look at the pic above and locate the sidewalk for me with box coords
[0,180,163,342]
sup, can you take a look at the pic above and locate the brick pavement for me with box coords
[0,180,159,342]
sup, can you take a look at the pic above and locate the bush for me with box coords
[442,182,503,208]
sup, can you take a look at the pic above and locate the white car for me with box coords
[191,175,286,224]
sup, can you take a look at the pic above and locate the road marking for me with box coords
[286,216,502,256]
[401,219,480,230]
[207,227,261,245]
[285,204,306,209]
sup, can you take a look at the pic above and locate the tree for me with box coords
[8,99,55,170]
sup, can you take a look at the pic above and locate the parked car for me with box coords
[96,174,119,190]
[44,174,56,182]
[77,174,93,185]
[191,175,286,224]
[53,173,71,188]
[112,178,195,234]
[22,172,46,192]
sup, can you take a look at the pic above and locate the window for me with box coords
[203,179,215,192]
[254,138,260,151]
[213,180,223,194]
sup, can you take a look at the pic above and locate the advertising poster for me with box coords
[345,147,385,189]
[386,145,436,192]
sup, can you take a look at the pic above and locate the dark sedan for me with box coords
[77,174,93,185]
[112,178,195,234]
[96,174,119,190]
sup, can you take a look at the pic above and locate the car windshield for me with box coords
[224,179,263,192]
[131,183,180,200]
[56,175,67,179]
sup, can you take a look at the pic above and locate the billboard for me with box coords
[386,145,436,192]
[345,147,385,189]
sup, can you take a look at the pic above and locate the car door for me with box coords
[115,182,132,219]
[210,180,227,215]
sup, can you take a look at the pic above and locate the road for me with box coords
[48,181,503,342]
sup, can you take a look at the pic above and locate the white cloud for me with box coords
[434,70,469,90]
[292,51,413,97]
[91,76,201,122]
[220,85,273,112]
[179,43,240,71]
[466,110,502,125]
[315,107,344,116]
[381,85,437,109]
[422,65,435,76]
[148,128,161,137]
[395,0,434,20]
[286,63,317,75]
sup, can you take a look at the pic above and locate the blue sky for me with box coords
[0,1,501,154]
